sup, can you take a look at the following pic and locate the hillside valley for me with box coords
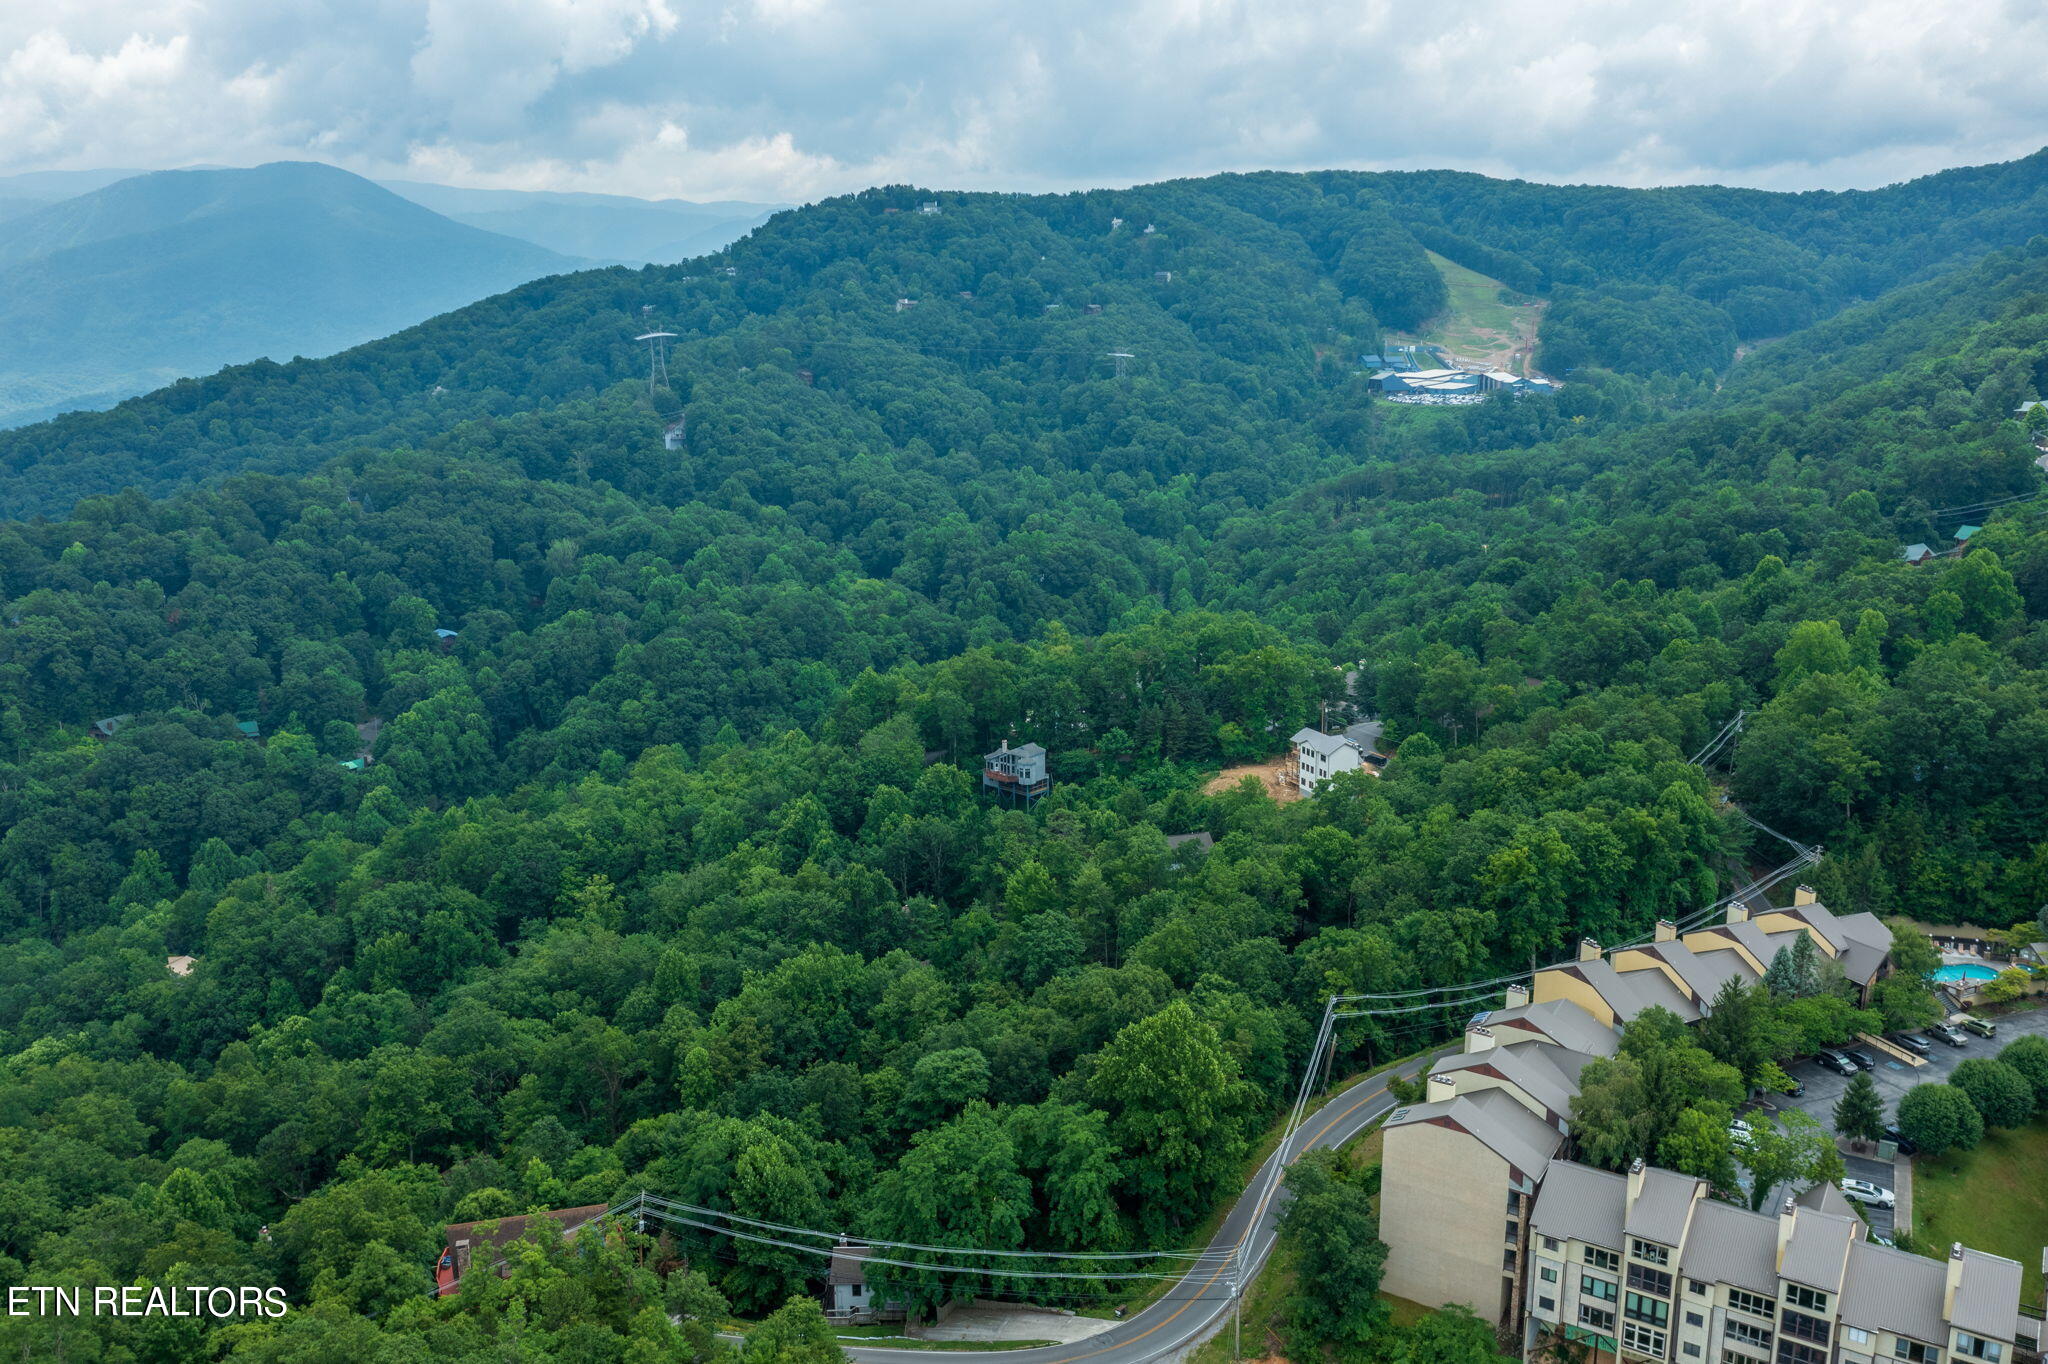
[0,153,2043,1360]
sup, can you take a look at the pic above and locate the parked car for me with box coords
[1957,1015,1997,1038]
[1925,1024,1968,1048]
[1729,1117,1755,1147]
[1839,1178,1895,1209]
[1882,1123,1919,1155]
[1889,1032,1931,1057]
[1818,1050,1858,1075]
[1779,1077,1805,1097]
[1844,1048,1877,1071]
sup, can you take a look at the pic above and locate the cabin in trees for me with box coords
[825,1243,906,1324]
[91,714,133,741]
[982,740,1049,805]
[1901,542,1936,565]
[435,1204,609,1295]
[1290,727,1363,793]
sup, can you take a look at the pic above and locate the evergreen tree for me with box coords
[1833,1072,1885,1147]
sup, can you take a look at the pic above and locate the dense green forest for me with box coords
[0,155,2045,1360]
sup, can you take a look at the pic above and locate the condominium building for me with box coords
[1531,1159,2024,1364]
[1377,892,2037,1361]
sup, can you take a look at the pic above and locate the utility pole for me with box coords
[1232,1250,1243,1360]
[1105,350,1133,379]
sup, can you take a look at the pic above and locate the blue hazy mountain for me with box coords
[0,162,581,427]
[377,180,780,264]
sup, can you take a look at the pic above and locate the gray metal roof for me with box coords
[1637,941,1758,1005]
[1778,1208,1858,1294]
[1625,1166,1701,1247]
[1793,1180,1855,1219]
[1723,920,1782,965]
[1474,1001,1621,1057]
[1776,903,1848,952]
[1527,1160,2020,1346]
[1572,958,1703,1023]
[1432,1042,1592,1122]
[1951,1249,2024,1341]
[1838,1240,1952,1346]
[1289,728,1357,759]
[1385,1087,1563,1181]
[1832,911,1895,986]
[1530,1161,1627,1248]
[1678,1199,1780,1296]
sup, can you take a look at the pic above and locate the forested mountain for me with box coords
[0,163,579,429]
[3,153,2045,516]
[0,154,2044,1359]
[379,180,781,264]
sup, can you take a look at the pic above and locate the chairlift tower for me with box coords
[635,331,678,395]
[1105,351,1134,379]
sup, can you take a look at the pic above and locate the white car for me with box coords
[1839,1178,1895,1209]
[1729,1118,1754,1147]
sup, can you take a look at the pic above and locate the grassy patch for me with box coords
[1910,1119,2048,1305]
[1380,1294,1433,1330]
[1387,250,1545,372]
[1187,1242,1299,1364]
[1343,1120,1386,1174]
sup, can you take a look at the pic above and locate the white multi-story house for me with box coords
[1290,727,1362,792]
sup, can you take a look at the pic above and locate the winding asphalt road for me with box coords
[838,1048,1451,1364]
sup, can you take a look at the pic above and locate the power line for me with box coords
[633,1194,1229,1263]
[1922,489,2045,519]
[632,1198,1209,1283]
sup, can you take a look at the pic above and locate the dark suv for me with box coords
[1844,1048,1877,1071]
[1889,1032,1931,1057]
[1882,1123,1919,1155]
[1817,1051,1858,1075]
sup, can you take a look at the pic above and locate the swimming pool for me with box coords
[1932,963,1999,984]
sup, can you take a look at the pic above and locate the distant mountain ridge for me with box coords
[0,162,585,429]
[1,150,2045,514]
[378,180,780,264]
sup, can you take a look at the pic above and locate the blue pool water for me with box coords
[1932,963,1999,984]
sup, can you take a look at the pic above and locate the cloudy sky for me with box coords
[3,0,2045,204]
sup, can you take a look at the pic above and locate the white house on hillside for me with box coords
[1290,728,1362,792]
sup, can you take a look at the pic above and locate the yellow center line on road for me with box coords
[1049,1063,1423,1364]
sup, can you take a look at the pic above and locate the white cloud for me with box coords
[1,0,2044,201]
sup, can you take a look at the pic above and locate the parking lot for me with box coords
[1751,1004,2048,1238]
[1767,1004,2048,1129]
